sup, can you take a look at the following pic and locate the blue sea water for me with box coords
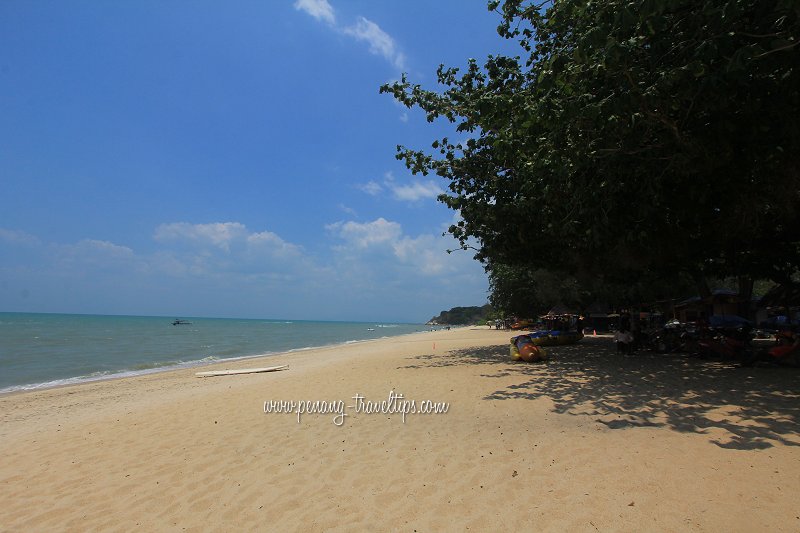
[0,313,428,393]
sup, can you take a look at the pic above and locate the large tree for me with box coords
[486,262,584,316]
[382,0,800,304]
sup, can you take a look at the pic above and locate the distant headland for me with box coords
[426,304,492,326]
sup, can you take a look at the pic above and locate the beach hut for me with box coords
[674,289,741,323]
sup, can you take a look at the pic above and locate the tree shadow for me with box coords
[401,336,800,450]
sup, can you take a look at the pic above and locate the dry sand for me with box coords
[1,327,799,532]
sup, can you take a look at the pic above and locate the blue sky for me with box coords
[0,1,515,322]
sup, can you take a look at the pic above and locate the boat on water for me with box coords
[172,319,192,326]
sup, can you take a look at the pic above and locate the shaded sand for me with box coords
[2,328,800,531]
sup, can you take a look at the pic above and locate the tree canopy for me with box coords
[382,0,800,312]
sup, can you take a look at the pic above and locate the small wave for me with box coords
[0,372,116,394]
[130,360,180,371]
[0,355,230,394]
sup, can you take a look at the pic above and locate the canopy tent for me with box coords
[543,303,577,316]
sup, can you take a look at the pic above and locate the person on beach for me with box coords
[614,328,633,353]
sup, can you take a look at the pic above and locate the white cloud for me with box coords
[246,230,306,259]
[154,222,302,256]
[357,175,443,203]
[154,222,248,251]
[399,112,408,123]
[0,220,488,321]
[343,17,406,71]
[391,234,450,275]
[327,217,473,277]
[55,239,135,261]
[358,180,383,196]
[52,239,137,273]
[388,180,443,202]
[294,0,336,25]
[74,239,134,258]
[0,228,40,247]
[152,222,311,279]
[338,203,358,216]
[326,218,402,248]
[295,2,406,72]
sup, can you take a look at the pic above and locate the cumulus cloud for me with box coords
[326,217,474,278]
[45,239,138,278]
[0,229,134,265]
[326,218,402,248]
[152,222,311,280]
[154,222,303,256]
[294,0,336,25]
[389,180,443,202]
[154,222,248,251]
[246,230,306,260]
[0,220,487,321]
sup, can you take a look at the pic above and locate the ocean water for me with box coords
[0,313,428,393]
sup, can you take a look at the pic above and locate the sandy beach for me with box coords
[1,327,799,531]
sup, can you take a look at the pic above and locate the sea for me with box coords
[0,312,428,394]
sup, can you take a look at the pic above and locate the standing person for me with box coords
[631,323,642,353]
[614,328,633,353]
[620,311,631,333]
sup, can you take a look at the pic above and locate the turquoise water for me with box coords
[0,313,427,393]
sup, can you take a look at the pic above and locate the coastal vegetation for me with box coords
[382,0,800,315]
[428,304,494,325]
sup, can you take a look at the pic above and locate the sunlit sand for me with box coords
[2,327,798,530]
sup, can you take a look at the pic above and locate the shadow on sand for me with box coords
[401,336,800,450]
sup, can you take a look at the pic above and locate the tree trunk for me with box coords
[738,276,754,319]
[693,273,713,318]
[693,273,712,299]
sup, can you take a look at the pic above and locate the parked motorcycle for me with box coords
[743,329,800,367]
[649,320,699,353]
[695,329,752,360]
